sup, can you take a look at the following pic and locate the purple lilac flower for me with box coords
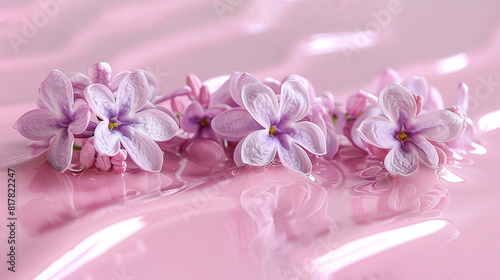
[181,74,227,142]
[84,70,178,172]
[212,80,326,174]
[441,83,484,158]
[283,74,341,159]
[356,83,465,176]
[69,62,189,108]
[345,69,445,152]
[14,70,91,172]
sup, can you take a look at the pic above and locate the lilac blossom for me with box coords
[345,69,446,152]
[14,70,91,172]
[212,80,326,174]
[84,70,178,172]
[440,83,484,159]
[181,75,227,143]
[356,83,465,176]
[69,62,190,108]
[371,68,444,111]
[284,75,341,159]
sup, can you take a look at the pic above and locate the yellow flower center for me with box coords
[200,117,210,127]
[108,121,119,130]
[269,126,276,137]
[398,131,408,142]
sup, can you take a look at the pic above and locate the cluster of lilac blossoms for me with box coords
[15,63,179,173]
[15,63,472,176]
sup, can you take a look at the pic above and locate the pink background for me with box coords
[1,0,500,279]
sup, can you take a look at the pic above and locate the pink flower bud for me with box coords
[80,138,96,169]
[447,105,467,134]
[186,74,202,99]
[88,62,112,85]
[171,98,184,115]
[199,85,210,108]
[113,161,127,174]
[413,94,424,115]
[447,105,464,118]
[112,149,128,162]
[95,155,112,171]
[346,91,367,118]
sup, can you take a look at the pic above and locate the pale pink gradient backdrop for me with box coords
[1,0,500,279]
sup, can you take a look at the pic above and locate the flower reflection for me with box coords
[17,161,158,235]
[350,163,449,223]
[242,179,333,242]
[240,177,334,279]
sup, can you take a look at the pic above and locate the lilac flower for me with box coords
[356,83,465,176]
[69,62,189,108]
[345,69,445,152]
[280,74,341,159]
[84,70,178,172]
[371,68,444,111]
[14,70,91,172]
[212,80,326,174]
[181,75,227,142]
[441,83,483,159]
[68,62,114,99]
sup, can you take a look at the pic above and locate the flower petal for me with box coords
[68,72,92,93]
[410,139,439,167]
[425,86,444,111]
[241,130,278,166]
[187,74,203,99]
[277,139,312,174]
[47,130,73,172]
[13,109,59,140]
[456,83,469,114]
[199,86,211,108]
[210,77,238,107]
[212,108,263,141]
[118,126,164,172]
[233,139,245,167]
[324,125,340,159]
[357,116,398,149]
[231,72,260,107]
[204,106,227,118]
[379,83,417,125]
[181,101,205,133]
[262,77,281,95]
[402,76,429,101]
[384,144,419,176]
[279,80,310,124]
[132,109,178,141]
[411,110,464,142]
[80,138,96,168]
[68,99,91,135]
[116,70,149,117]
[109,71,129,93]
[88,62,112,85]
[284,74,315,95]
[242,83,279,128]
[84,84,118,119]
[141,69,160,101]
[93,120,121,156]
[289,122,326,155]
[40,70,74,116]
[373,68,401,95]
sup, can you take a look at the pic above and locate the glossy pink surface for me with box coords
[2,1,500,279]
